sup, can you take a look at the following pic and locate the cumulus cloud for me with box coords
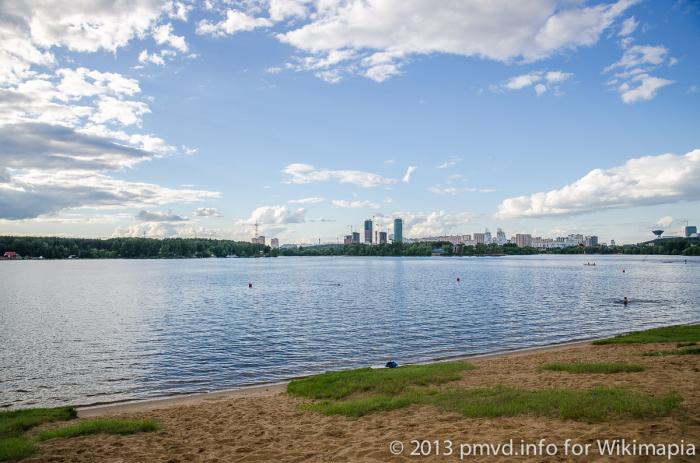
[332,200,380,209]
[605,44,674,103]
[244,205,306,225]
[196,10,273,36]
[195,207,223,217]
[0,171,219,220]
[496,149,700,218]
[390,210,473,238]
[656,216,674,228]
[271,0,634,82]
[288,197,325,204]
[402,166,417,183]
[498,70,573,95]
[153,23,188,52]
[283,163,397,187]
[0,3,212,221]
[135,209,189,222]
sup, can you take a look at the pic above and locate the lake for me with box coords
[1,255,699,409]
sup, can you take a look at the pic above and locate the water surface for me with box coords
[2,255,699,409]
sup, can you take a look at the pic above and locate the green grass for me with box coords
[309,386,681,421]
[0,406,157,461]
[431,386,681,422]
[592,324,700,345]
[0,407,76,461]
[0,438,36,462]
[643,346,700,357]
[0,407,76,438]
[37,419,159,441]
[542,362,645,374]
[288,361,475,400]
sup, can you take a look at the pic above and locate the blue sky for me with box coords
[0,0,699,244]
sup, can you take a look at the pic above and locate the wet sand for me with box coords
[26,341,700,462]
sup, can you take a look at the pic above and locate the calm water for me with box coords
[2,255,699,409]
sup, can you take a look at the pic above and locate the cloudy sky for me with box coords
[1,0,698,244]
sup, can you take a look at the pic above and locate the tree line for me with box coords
[0,236,273,259]
[1,236,697,259]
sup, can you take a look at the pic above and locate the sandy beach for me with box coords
[23,339,700,462]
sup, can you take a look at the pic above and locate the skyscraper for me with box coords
[364,219,373,244]
[379,231,387,244]
[393,218,403,243]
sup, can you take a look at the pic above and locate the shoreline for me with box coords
[76,337,604,418]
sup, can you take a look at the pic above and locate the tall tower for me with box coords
[364,219,373,244]
[393,218,403,243]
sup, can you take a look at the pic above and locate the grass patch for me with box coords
[431,386,681,422]
[0,407,157,461]
[0,437,36,462]
[37,419,159,441]
[0,407,76,438]
[643,346,700,357]
[310,386,681,421]
[542,362,645,374]
[0,407,76,461]
[288,361,475,400]
[592,324,700,345]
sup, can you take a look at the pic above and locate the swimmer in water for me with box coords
[623,296,628,305]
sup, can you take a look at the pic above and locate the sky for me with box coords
[0,0,699,245]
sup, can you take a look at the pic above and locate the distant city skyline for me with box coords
[1,1,699,244]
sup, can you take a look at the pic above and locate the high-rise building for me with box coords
[515,234,532,247]
[484,229,492,245]
[584,235,598,247]
[364,219,373,244]
[352,232,360,244]
[379,231,387,244]
[496,228,507,245]
[271,238,279,249]
[344,235,353,245]
[473,233,485,244]
[685,226,697,237]
[393,218,403,243]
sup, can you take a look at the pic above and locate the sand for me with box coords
[25,341,700,462]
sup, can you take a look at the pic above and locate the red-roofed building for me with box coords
[3,251,18,259]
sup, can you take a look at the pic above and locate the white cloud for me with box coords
[496,149,700,218]
[619,75,673,103]
[153,23,188,53]
[139,49,166,66]
[402,166,417,183]
[619,16,638,36]
[605,44,674,103]
[244,205,306,225]
[136,209,189,222]
[332,199,379,209]
[165,1,193,22]
[91,96,151,126]
[430,186,496,195]
[195,207,223,217]
[499,70,572,95]
[288,197,325,204]
[656,216,674,228]
[394,210,473,238]
[275,0,635,82]
[436,158,460,169]
[606,45,669,71]
[283,163,397,187]
[196,10,273,37]
[0,170,220,220]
